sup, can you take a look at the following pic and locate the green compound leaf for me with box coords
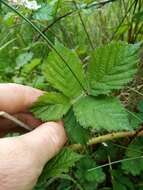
[76,156,105,188]
[35,148,82,189]
[31,92,70,121]
[73,96,130,131]
[45,148,82,178]
[122,137,143,176]
[43,41,86,99]
[88,42,139,95]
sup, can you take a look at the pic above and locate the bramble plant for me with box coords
[31,41,139,131]
[1,0,143,189]
[31,40,140,189]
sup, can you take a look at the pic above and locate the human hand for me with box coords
[0,83,67,190]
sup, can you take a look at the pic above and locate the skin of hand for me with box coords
[0,83,67,190]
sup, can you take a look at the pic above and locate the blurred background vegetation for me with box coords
[0,0,143,86]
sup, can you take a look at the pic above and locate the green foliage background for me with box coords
[1,0,143,189]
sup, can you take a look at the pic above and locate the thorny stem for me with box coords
[0,111,32,131]
[70,130,143,151]
[1,111,143,152]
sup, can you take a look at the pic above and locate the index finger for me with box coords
[0,83,43,114]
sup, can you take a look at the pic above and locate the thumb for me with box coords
[19,122,67,166]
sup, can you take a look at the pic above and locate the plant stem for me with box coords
[88,155,143,171]
[70,130,143,151]
[1,111,143,153]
